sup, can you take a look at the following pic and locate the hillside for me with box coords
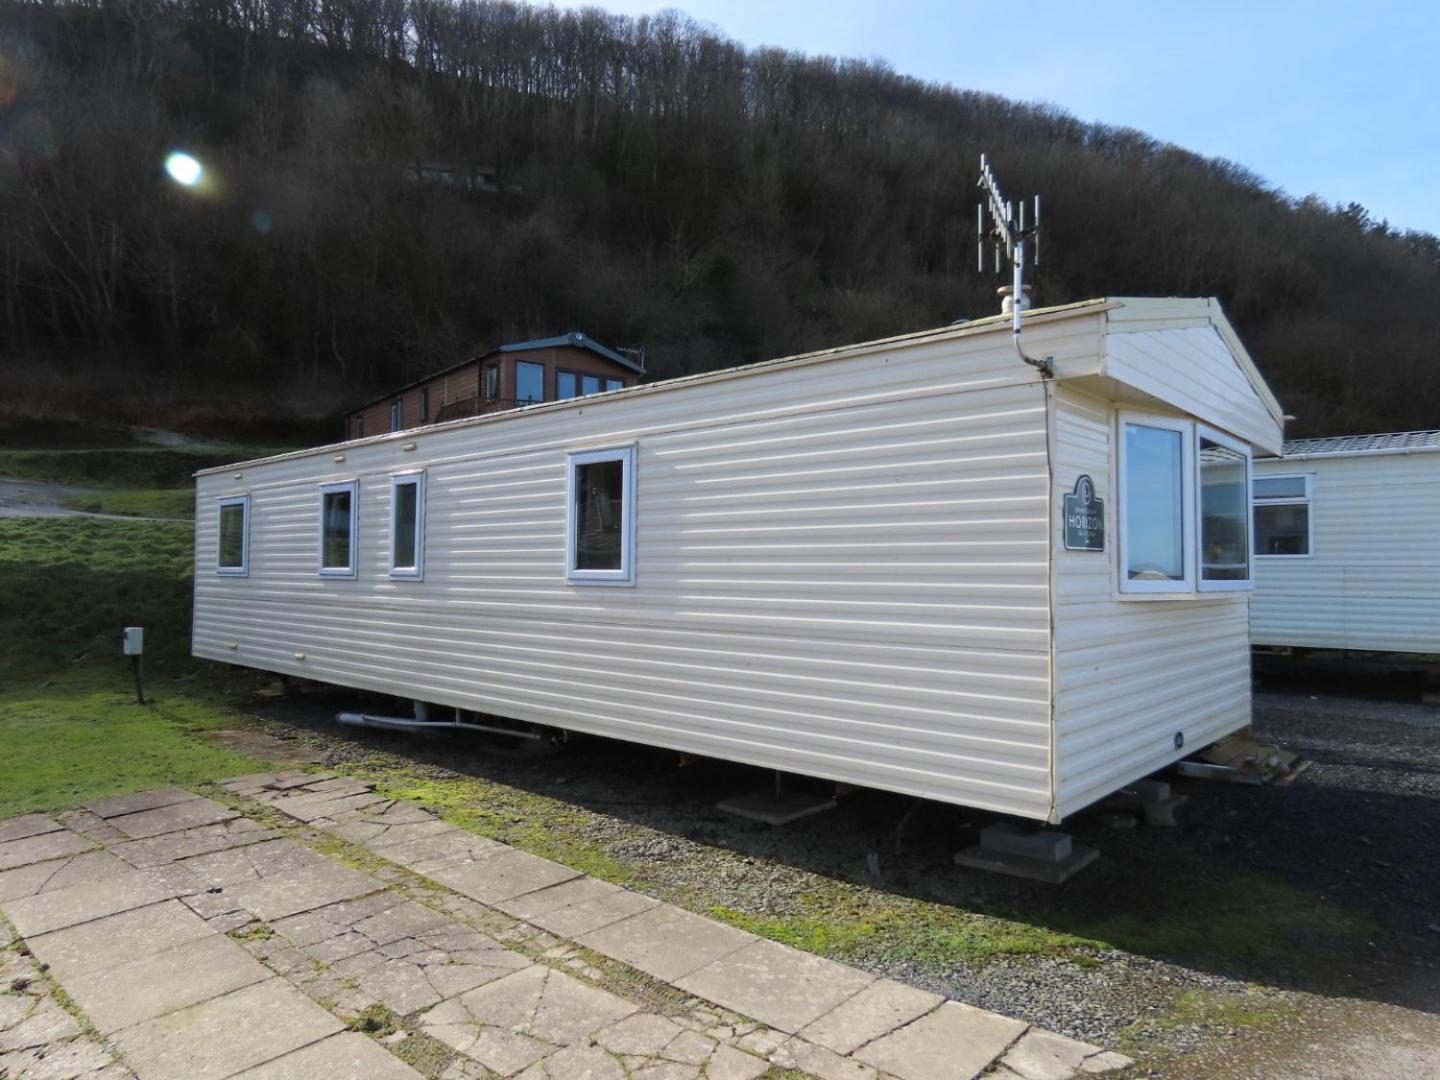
[1,0,1437,438]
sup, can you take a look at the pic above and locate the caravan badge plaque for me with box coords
[1063,475,1105,551]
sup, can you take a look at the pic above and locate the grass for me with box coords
[60,488,194,519]
[0,447,272,489]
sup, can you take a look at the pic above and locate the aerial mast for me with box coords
[977,155,1052,378]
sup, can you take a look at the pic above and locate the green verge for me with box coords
[0,447,277,489]
[61,488,195,519]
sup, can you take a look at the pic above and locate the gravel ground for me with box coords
[236,675,1440,1072]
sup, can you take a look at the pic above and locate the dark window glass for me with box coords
[419,388,429,421]
[556,371,577,399]
[322,488,353,570]
[218,503,246,569]
[1255,504,1309,555]
[393,483,418,569]
[355,416,364,438]
[1199,438,1249,581]
[516,361,544,402]
[574,460,623,570]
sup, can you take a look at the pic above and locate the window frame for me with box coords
[1253,472,1315,560]
[565,445,637,587]
[515,360,545,404]
[1116,411,1196,595]
[215,495,251,577]
[388,471,426,581]
[1195,423,1254,592]
[317,480,360,579]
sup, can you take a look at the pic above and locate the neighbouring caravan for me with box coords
[1252,430,1440,654]
[193,297,1283,824]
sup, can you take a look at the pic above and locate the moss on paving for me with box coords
[61,488,194,519]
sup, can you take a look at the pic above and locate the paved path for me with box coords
[0,775,1132,1080]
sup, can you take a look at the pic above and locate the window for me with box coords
[419,388,429,422]
[1119,415,1194,593]
[516,361,544,403]
[354,415,364,438]
[483,364,499,400]
[319,481,358,577]
[390,400,403,432]
[1254,474,1312,556]
[581,374,601,396]
[604,378,624,393]
[216,496,250,576]
[389,472,426,579]
[556,371,578,399]
[566,446,637,586]
[1197,427,1252,590]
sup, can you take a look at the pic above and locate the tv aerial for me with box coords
[977,154,1052,378]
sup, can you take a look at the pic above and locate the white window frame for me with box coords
[1117,412,1196,595]
[565,445,637,587]
[389,471,426,580]
[318,480,359,579]
[1196,424,1254,592]
[216,495,251,577]
[1253,472,1315,559]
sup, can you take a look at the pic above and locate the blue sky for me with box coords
[553,0,1438,235]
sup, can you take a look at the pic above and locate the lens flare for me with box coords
[164,152,203,187]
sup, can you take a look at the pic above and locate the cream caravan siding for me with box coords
[194,321,1104,820]
[1252,452,1440,652]
[1103,319,1283,454]
[1049,385,1251,820]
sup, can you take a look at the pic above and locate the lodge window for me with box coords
[419,388,430,422]
[354,415,364,438]
[1197,426,1252,590]
[1253,474,1312,557]
[1117,413,1254,595]
[556,371,578,399]
[216,495,250,576]
[390,400,403,432]
[483,364,499,400]
[319,481,358,578]
[516,361,544,403]
[389,472,426,579]
[604,377,624,392]
[581,374,601,395]
[566,445,636,586]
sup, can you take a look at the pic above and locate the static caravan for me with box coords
[1252,430,1440,654]
[193,297,1283,824]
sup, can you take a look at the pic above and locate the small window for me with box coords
[216,495,250,576]
[581,374,601,396]
[419,388,429,422]
[566,446,636,586]
[355,415,364,438]
[483,364,499,400]
[516,361,544,403]
[1119,414,1194,593]
[389,472,426,579]
[390,400,403,432]
[1254,473,1312,556]
[604,378,624,392]
[556,371,578,400]
[319,481,358,578]
[1198,427,1252,590]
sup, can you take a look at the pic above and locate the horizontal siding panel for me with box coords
[194,327,1094,821]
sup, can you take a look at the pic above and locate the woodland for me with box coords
[1,0,1436,437]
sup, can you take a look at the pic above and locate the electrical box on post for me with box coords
[122,627,144,656]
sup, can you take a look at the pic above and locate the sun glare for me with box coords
[164,151,203,187]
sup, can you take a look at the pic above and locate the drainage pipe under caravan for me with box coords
[335,702,545,740]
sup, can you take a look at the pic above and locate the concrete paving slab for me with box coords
[798,977,944,1055]
[428,847,582,905]
[270,891,403,947]
[112,818,278,869]
[0,829,94,871]
[435,965,640,1057]
[503,878,659,939]
[520,1043,628,1080]
[577,903,756,983]
[0,849,132,903]
[0,997,83,1053]
[230,1031,423,1079]
[179,837,324,889]
[221,771,319,793]
[775,1037,878,1080]
[222,858,380,921]
[594,1012,687,1056]
[853,1000,1028,1080]
[423,999,556,1076]
[0,814,62,845]
[269,790,389,823]
[676,938,875,1034]
[110,977,344,1080]
[2,868,182,937]
[26,899,215,979]
[372,828,506,873]
[349,818,459,850]
[61,932,270,1033]
[85,787,200,820]
[107,798,238,840]
[997,1028,1122,1080]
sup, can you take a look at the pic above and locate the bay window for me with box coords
[1197,427,1252,589]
